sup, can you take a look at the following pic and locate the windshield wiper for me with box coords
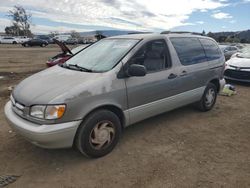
[69,64,93,72]
[61,63,93,72]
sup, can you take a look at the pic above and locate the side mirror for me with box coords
[127,64,147,77]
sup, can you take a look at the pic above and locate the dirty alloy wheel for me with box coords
[75,110,122,158]
[41,43,46,47]
[196,83,217,112]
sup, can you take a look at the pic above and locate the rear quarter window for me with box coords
[170,37,206,66]
[199,38,222,61]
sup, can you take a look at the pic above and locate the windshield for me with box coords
[65,39,139,72]
[70,45,87,54]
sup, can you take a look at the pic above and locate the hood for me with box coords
[227,57,250,68]
[12,66,102,106]
[53,39,72,55]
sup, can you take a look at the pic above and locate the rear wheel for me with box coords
[75,110,122,158]
[41,43,46,47]
[12,41,17,44]
[196,83,217,112]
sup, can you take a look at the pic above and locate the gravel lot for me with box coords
[0,44,250,188]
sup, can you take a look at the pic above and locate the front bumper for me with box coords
[4,101,81,149]
[224,68,250,83]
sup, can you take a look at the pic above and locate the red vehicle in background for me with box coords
[46,39,86,67]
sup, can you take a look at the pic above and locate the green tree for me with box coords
[6,5,32,36]
[207,32,217,41]
[70,30,81,39]
[5,25,19,35]
[95,30,106,40]
[225,36,240,43]
[202,30,206,36]
[218,36,227,43]
[240,39,247,43]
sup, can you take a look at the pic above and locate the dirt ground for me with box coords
[0,44,250,188]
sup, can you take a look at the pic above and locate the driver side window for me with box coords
[129,39,171,72]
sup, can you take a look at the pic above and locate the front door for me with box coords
[124,39,181,124]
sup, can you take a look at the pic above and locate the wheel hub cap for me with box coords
[90,121,115,150]
[96,129,109,142]
[205,88,215,107]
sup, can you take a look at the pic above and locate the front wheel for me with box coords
[75,110,122,158]
[196,83,217,112]
[41,43,46,47]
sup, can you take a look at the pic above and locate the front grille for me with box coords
[10,95,26,117]
[224,69,250,80]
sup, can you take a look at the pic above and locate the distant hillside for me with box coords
[78,29,250,42]
[208,30,250,43]
[236,30,250,42]
[42,29,250,43]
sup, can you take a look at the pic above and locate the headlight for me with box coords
[45,105,66,120]
[30,105,46,119]
[30,104,66,120]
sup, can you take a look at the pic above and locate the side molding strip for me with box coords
[124,87,205,126]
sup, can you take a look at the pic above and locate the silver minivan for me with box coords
[4,34,226,158]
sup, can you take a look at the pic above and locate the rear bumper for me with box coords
[4,101,81,149]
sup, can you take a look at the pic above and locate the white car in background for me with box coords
[53,35,71,42]
[0,36,19,44]
[224,50,250,82]
[17,36,30,43]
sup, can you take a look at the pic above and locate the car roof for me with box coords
[108,33,214,40]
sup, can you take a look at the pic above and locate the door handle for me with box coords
[180,70,188,77]
[168,73,177,79]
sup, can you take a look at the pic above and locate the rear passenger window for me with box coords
[170,37,206,66]
[199,39,221,61]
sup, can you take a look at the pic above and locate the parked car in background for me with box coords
[35,35,53,44]
[5,34,225,158]
[0,37,19,44]
[17,36,30,43]
[64,38,78,45]
[231,43,244,50]
[53,34,71,42]
[22,38,48,47]
[224,50,250,82]
[219,45,240,60]
[46,39,87,67]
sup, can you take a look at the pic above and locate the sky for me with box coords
[0,0,249,34]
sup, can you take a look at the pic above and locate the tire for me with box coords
[196,83,217,112]
[12,41,17,44]
[41,43,46,47]
[75,109,122,158]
